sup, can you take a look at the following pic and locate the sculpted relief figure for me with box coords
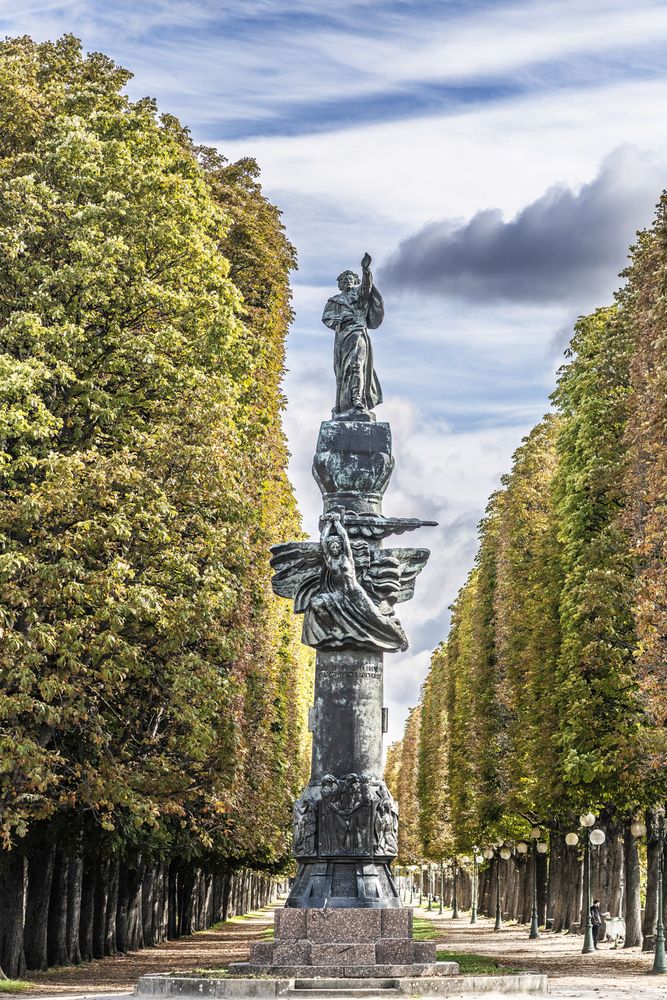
[373,782,398,856]
[270,516,429,653]
[302,513,408,652]
[322,252,384,419]
[293,793,317,856]
[318,773,372,854]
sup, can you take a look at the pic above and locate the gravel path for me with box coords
[4,900,666,999]
[2,907,274,996]
[421,904,666,998]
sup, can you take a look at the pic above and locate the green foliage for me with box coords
[417,644,451,859]
[620,198,667,774]
[389,706,423,863]
[551,307,644,811]
[405,208,667,848]
[0,34,312,869]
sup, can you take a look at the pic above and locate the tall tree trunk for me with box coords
[551,834,582,934]
[24,840,55,971]
[0,852,26,978]
[178,867,195,937]
[66,850,83,966]
[623,823,642,948]
[47,848,70,967]
[116,864,130,954]
[643,815,660,950]
[92,858,109,959]
[126,859,145,951]
[142,865,156,948]
[167,861,178,939]
[222,871,231,922]
[105,859,119,956]
[79,855,96,963]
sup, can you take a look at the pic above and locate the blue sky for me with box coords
[4,0,667,741]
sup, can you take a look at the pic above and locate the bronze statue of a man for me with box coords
[322,252,384,419]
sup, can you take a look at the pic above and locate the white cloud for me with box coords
[225,77,667,231]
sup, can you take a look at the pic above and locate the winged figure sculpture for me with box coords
[270,512,429,653]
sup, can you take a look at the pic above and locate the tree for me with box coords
[0,34,311,974]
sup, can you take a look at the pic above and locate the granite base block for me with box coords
[374,939,415,965]
[380,908,412,939]
[273,942,312,965]
[274,909,307,940]
[310,943,376,967]
[248,942,274,965]
[412,941,437,963]
[240,906,446,979]
[306,909,382,943]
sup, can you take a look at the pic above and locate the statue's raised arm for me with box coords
[322,252,384,421]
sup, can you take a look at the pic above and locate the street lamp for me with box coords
[568,812,606,955]
[536,838,548,930]
[651,808,666,976]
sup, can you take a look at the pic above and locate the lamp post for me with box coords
[536,837,548,932]
[452,856,459,918]
[567,812,606,955]
[516,840,530,933]
[527,827,543,939]
[651,809,666,976]
[485,845,508,931]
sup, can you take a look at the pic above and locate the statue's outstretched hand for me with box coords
[361,252,371,270]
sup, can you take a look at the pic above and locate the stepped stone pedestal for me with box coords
[229,908,459,979]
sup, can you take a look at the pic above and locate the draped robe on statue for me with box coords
[322,270,384,414]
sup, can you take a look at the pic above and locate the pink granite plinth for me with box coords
[238,907,451,979]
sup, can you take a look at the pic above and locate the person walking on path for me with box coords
[591,898,603,950]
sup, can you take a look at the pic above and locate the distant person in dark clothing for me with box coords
[591,899,602,949]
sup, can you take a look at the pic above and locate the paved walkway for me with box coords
[3,900,666,999]
[419,903,665,999]
[1,907,274,997]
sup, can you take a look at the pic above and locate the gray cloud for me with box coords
[381,146,664,305]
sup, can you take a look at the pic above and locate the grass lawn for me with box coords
[435,950,523,975]
[412,916,523,975]
[0,981,35,994]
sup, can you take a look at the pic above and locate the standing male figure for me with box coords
[322,252,384,419]
[590,898,602,949]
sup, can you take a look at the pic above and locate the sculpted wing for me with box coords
[364,548,431,606]
[269,542,322,612]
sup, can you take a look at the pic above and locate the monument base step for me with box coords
[135,972,549,998]
[228,962,459,978]
[292,978,399,990]
[290,985,397,998]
